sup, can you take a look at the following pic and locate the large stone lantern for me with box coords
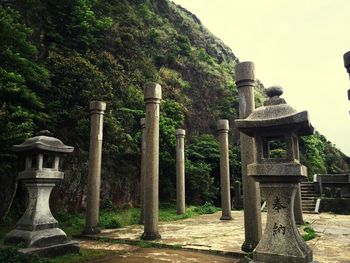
[4,130,79,254]
[235,87,315,263]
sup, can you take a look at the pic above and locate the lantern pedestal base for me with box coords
[4,227,68,247]
[17,240,80,257]
[253,182,313,263]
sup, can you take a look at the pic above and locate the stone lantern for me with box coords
[235,87,316,263]
[4,130,79,255]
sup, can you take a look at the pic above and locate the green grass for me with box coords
[55,203,220,236]
[302,226,316,241]
[158,202,220,222]
[297,221,316,241]
[1,203,220,239]
[45,248,117,263]
[0,247,117,263]
[54,207,141,236]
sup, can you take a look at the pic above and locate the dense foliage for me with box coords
[0,0,349,220]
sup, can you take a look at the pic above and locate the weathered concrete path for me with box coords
[79,211,350,263]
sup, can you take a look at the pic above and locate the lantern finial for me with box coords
[36,130,53,137]
[264,86,286,106]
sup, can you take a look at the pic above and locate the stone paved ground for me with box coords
[79,211,350,263]
[79,240,242,263]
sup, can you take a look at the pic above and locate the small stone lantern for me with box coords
[235,87,316,263]
[4,130,79,254]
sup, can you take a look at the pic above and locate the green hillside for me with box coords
[0,0,349,219]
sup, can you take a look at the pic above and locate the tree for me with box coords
[0,5,49,221]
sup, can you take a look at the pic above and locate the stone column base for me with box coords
[220,215,232,220]
[82,226,101,235]
[141,231,161,240]
[242,240,259,252]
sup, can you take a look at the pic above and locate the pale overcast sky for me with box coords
[172,0,350,156]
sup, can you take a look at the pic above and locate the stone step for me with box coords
[302,194,318,197]
[300,188,315,191]
[300,182,319,214]
[300,186,315,190]
[302,201,315,205]
[303,211,317,214]
[302,197,317,200]
[301,191,316,194]
[301,203,316,207]
[302,203,315,207]
[302,204,315,208]
[302,208,315,211]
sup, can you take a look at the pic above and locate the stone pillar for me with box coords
[217,120,232,220]
[140,118,146,224]
[176,129,186,215]
[141,83,162,240]
[84,101,106,234]
[235,62,262,251]
[294,183,304,225]
[233,181,243,209]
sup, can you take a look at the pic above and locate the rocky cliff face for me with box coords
[3,0,249,215]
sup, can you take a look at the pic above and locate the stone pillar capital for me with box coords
[217,119,229,133]
[175,129,186,138]
[140,118,146,129]
[235,61,255,88]
[343,51,350,73]
[144,83,162,104]
[90,101,106,115]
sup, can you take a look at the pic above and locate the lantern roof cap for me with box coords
[12,130,74,153]
[235,86,314,136]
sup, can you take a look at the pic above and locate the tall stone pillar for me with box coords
[235,62,262,251]
[217,120,232,220]
[140,118,146,224]
[176,129,186,215]
[294,183,304,225]
[84,101,106,234]
[141,83,162,240]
